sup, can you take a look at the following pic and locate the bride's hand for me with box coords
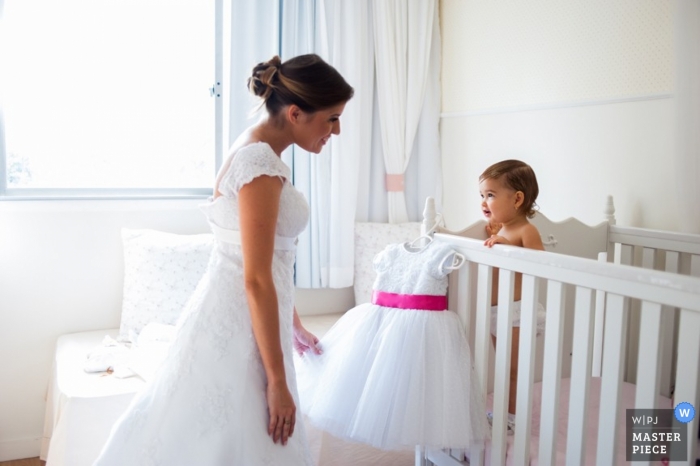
[293,326,322,356]
[266,380,296,445]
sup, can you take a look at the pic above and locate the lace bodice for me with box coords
[372,240,457,296]
[200,142,309,238]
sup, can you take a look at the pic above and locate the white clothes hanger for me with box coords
[405,234,433,252]
[439,251,466,271]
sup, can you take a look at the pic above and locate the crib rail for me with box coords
[607,225,700,399]
[429,233,700,466]
[609,224,700,260]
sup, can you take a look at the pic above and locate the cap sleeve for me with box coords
[373,243,398,274]
[219,143,291,197]
[430,243,460,279]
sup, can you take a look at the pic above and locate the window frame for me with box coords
[0,0,224,201]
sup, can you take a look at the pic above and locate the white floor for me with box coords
[304,425,416,466]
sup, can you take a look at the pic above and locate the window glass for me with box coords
[1,0,215,191]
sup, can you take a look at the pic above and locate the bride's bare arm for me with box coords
[238,174,296,445]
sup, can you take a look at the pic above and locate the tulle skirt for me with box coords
[295,303,491,451]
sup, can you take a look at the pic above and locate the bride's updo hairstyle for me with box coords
[248,54,354,116]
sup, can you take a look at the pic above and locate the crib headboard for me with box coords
[421,196,611,260]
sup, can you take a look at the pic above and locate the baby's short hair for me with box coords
[480,159,539,218]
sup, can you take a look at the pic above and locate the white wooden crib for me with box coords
[417,197,700,466]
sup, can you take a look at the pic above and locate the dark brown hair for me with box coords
[248,54,354,116]
[480,159,539,218]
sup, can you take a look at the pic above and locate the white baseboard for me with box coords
[295,286,355,316]
[0,436,41,461]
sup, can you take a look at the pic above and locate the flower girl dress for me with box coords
[296,238,490,451]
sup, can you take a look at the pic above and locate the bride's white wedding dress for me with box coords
[94,142,313,466]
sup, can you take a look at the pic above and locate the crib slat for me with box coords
[612,242,633,394]
[466,264,490,466]
[631,302,663,466]
[458,262,484,466]
[614,243,633,266]
[659,252,680,397]
[592,252,607,377]
[626,248,658,383]
[671,308,700,463]
[492,269,515,466]
[691,254,700,277]
[642,247,656,269]
[538,280,566,465]
[634,301,663,413]
[596,293,628,466]
[565,286,595,466]
[512,274,539,466]
[449,266,470,333]
[465,261,479,346]
[474,264,492,404]
[664,249,680,274]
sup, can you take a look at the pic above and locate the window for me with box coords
[0,0,218,198]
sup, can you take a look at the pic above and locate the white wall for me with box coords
[0,200,207,459]
[439,0,679,231]
[0,200,353,460]
[440,99,677,229]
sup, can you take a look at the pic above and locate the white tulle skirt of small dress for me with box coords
[295,303,491,451]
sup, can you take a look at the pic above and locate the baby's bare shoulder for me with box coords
[519,222,544,250]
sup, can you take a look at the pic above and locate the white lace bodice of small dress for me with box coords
[371,240,456,296]
[94,142,313,466]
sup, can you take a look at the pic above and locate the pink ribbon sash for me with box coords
[371,290,447,311]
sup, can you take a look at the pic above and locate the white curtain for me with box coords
[372,0,439,224]
[355,5,443,225]
[403,7,443,223]
[674,0,700,234]
[223,1,279,152]
[279,0,322,288]
[319,0,375,287]
[281,0,373,288]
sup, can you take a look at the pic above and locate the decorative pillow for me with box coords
[353,222,422,305]
[119,229,214,342]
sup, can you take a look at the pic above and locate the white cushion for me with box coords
[353,222,422,305]
[119,229,213,341]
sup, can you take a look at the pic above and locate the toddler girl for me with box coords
[480,159,546,431]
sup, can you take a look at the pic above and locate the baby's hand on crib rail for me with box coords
[484,234,511,248]
[486,222,502,237]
